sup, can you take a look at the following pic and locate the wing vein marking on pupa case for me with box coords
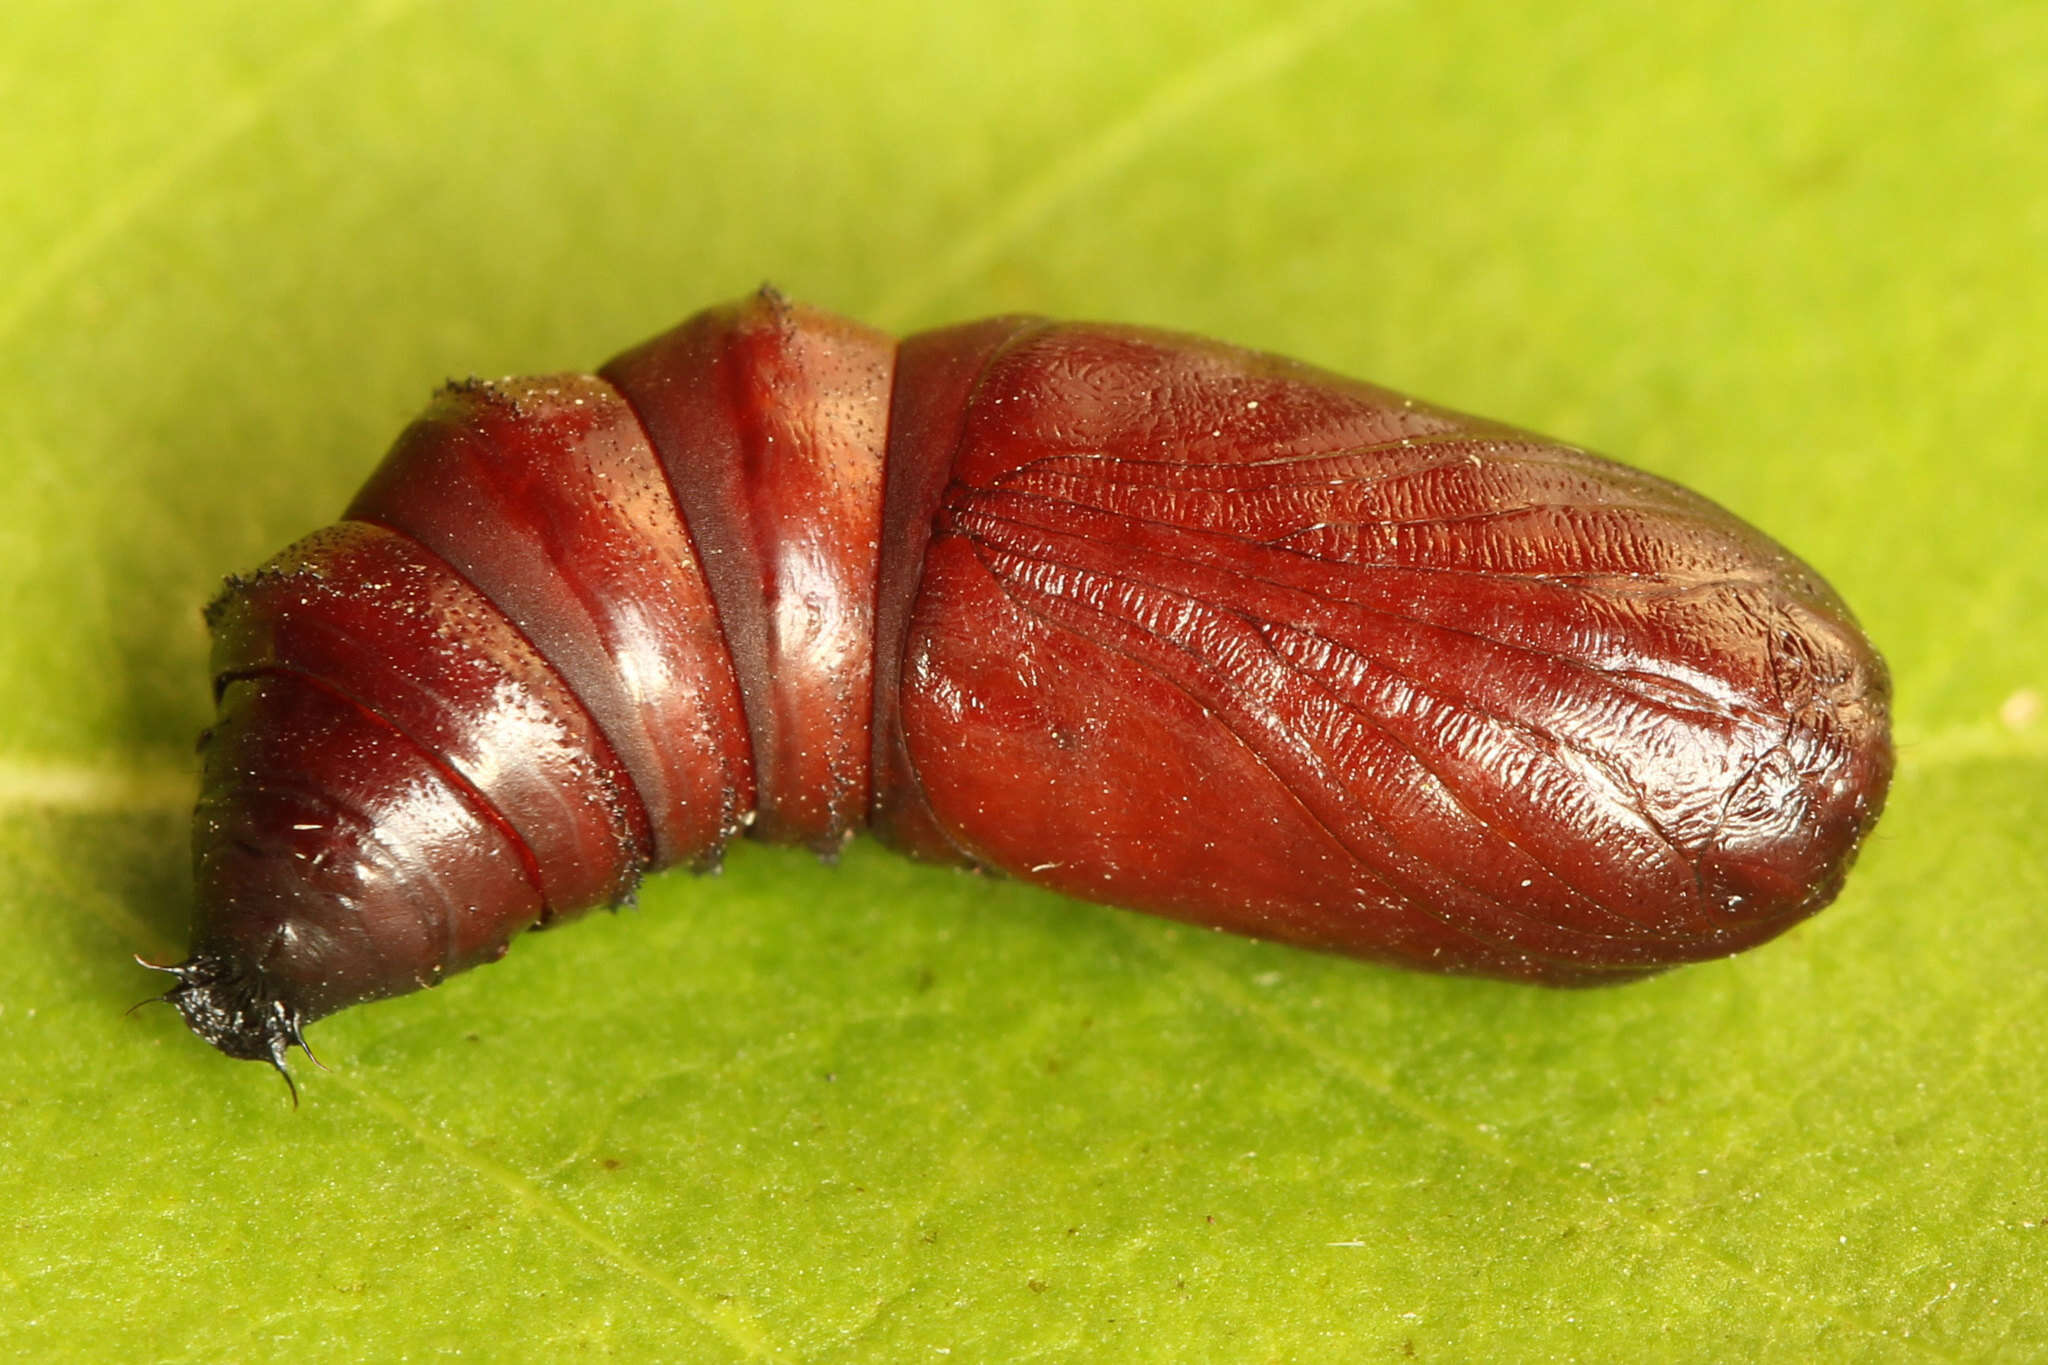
[941,535,1572,965]
[954,534,1701,960]
[948,497,1751,726]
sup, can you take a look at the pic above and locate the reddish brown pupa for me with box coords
[148,289,1892,1082]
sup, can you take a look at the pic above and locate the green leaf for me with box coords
[3,1,2043,1358]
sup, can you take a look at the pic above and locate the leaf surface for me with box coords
[2,1,2043,1358]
